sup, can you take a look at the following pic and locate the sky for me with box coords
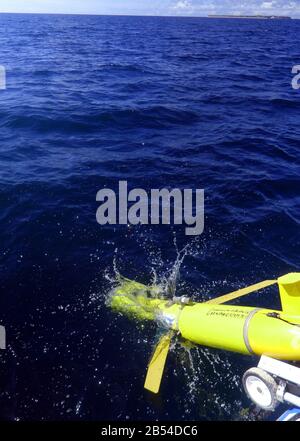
[0,0,299,18]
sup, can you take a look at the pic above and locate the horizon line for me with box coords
[0,11,299,19]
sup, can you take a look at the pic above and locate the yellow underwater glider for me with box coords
[110,273,300,395]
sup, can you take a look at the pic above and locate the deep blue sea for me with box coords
[0,13,299,421]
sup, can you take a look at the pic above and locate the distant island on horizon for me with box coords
[0,12,296,20]
[208,15,292,19]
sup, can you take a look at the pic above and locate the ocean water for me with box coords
[0,13,299,421]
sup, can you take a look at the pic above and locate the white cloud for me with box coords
[261,1,276,9]
[170,0,217,14]
[171,0,194,11]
